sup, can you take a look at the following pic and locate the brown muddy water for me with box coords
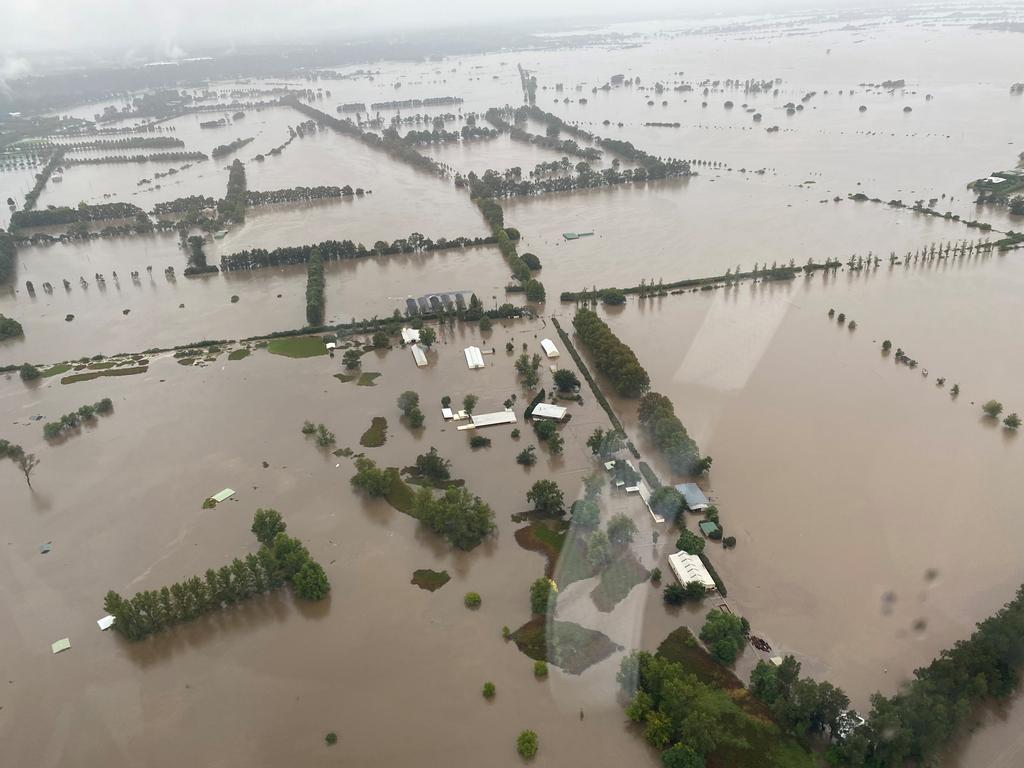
[0,318,698,768]
[0,239,511,363]
[3,13,1024,766]
[581,251,1024,712]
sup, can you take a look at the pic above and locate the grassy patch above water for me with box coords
[267,335,326,358]
[510,618,622,675]
[228,348,250,361]
[384,469,417,516]
[61,365,148,385]
[87,361,116,370]
[42,363,72,377]
[515,520,596,586]
[359,416,388,447]
[334,373,355,383]
[356,371,381,386]
[514,520,568,578]
[411,569,450,591]
[656,627,743,691]
[590,552,650,612]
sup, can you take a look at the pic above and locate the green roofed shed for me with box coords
[698,520,721,538]
[211,488,235,503]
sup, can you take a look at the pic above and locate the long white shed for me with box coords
[540,338,560,358]
[464,346,485,369]
[667,551,717,592]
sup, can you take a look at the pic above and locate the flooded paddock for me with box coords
[0,320,687,768]
[3,11,1024,767]
[583,251,1024,707]
[0,239,512,362]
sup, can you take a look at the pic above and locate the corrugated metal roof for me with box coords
[470,410,517,427]
[675,482,709,508]
[464,346,485,369]
[667,551,716,591]
[532,403,567,420]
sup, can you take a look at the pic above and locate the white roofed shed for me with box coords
[667,551,717,592]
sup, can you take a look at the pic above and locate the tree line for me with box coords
[484,107,602,161]
[287,99,447,177]
[102,510,329,642]
[211,137,254,158]
[306,247,325,325]
[0,230,17,283]
[62,151,208,166]
[572,308,650,397]
[10,202,145,229]
[462,162,686,199]
[829,583,1024,766]
[43,397,114,440]
[217,159,247,224]
[469,192,544,299]
[23,150,65,211]
[369,96,464,109]
[245,185,360,206]
[638,392,711,475]
[153,195,217,215]
[53,137,185,150]
[219,231,515,271]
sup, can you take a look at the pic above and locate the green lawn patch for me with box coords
[359,416,388,447]
[61,365,148,384]
[514,520,567,578]
[402,467,466,491]
[41,363,72,378]
[384,469,417,516]
[267,335,326,358]
[356,371,381,386]
[657,627,743,690]
[411,569,450,591]
[228,348,250,361]
[590,552,650,612]
[510,618,622,675]
[87,361,116,370]
[334,373,355,383]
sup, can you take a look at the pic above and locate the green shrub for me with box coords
[517,730,539,759]
[464,592,482,609]
[19,363,41,381]
[325,732,337,745]
[650,567,662,583]
[982,400,1004,418]
[516,445,537,466]
[470,435,491,448]
[483,681,496,699]
[534,660,548,678]
[676,530,705,556]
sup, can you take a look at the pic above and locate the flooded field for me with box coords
[592,251,1024,708]
[0,239,511,362]
[0,320,694,767]
[3,9,1024,768]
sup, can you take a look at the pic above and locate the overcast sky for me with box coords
[1,0,852,55]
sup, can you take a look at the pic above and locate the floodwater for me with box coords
[0,239,511,362]
[587,249,1024,708]
[3,11,1024,766]
[0,319,687,768]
